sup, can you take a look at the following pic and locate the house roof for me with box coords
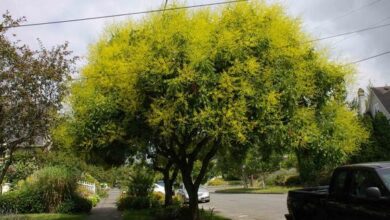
[372,86,390,114]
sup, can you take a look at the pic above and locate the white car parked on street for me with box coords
[153,181,165,194]
[176,184,210,203]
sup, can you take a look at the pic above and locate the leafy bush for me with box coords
[5,151,39,184]
[56,199,75,214]
[207,178,227,186]
[117,194,161,211]
[117,196,149,210]
[127,167,154,197]
[71,194,93,213]
[0,188,45,214]
[152,192,164,205]
[265,169,298,186]
[0,166,92,214]
[284,175,301,186]
[88,194,101,207]
[98,188,109,198]
[54,195,92,214]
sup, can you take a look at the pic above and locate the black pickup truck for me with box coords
[286,162,390,220]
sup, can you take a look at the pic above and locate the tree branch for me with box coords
[194,141,219,187]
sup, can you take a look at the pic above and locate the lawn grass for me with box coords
[123,209,231,220]
[123,210,153,220]
[215,186,300,194]
[0,214,86,220]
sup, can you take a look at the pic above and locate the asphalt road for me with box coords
[200,193,288,220]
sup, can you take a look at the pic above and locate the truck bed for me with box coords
[286,186,329,220]
[288,185,329,199]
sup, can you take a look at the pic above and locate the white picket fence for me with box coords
[78,181,96,194]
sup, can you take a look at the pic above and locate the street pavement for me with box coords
[200,192,288,220]
[87,188,122,220]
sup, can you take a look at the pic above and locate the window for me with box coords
[332,171,348,196]
[350,170,382,198]
[377,168,390,191]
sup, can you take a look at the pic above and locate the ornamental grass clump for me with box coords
[27,166,78,212]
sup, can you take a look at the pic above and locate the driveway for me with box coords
[200,192,288,220]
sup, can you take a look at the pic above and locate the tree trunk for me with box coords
[181,167,200,220]
[260,173,266,189]
[188,188,199,220]
[163,166,178,207]
[163,173,173,206]
[242,174,248,189]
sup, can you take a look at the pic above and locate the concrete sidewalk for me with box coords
[87,188,122,220]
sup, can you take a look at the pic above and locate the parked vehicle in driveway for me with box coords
[176,184,210,203]
[286,162,390,220]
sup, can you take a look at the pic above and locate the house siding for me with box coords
[369,90,390,120]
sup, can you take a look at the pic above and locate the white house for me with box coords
[358,86,390,119]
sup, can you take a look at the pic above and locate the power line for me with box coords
[274,20,390,50]
[330,15,390,49]
[4,0,390,44]
[311,0,383,31]
[3,0,248,29]
[345,50,390,65]
[306,22,390,44]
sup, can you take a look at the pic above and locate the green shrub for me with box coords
[117,195,133,211]
[0,188,45,214]
[98,188,109,198]
[88,194,101,207]
[284,175,301,186]
[151,192,164,206]
[265,169,298,186]
[56,195,93,214]
[207,178,227,186]
[117,196,149,210]
[131,197,151,209]
[71,194,92,213]
[56,199,76,214]
[5,152,39,184]
[117,195,161,211]
[0,166,92,214]
[127,167,154,198]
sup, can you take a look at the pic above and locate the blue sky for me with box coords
[1,0,390,97]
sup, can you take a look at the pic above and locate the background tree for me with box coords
[288,102,368,184]
[0,13,76,191]
[243,148,282,188]
[351,112,390,163]
[69,2,366,219]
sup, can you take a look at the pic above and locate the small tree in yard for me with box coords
[243,148,282,188]
[0,13,76,191]
[71,2,366,219]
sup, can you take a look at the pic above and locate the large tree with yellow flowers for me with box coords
[67,2,367,219]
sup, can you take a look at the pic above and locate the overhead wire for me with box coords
[69,15,390,81]
[311,0,383,31]
[5,0,384,80]
[345,50,390,65]
[3,0,248,29]
[330,15,390,49]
